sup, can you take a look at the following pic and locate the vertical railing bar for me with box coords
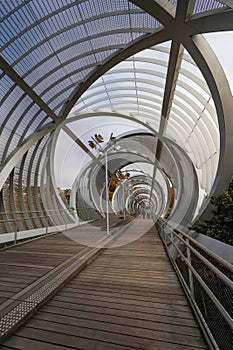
[186,237,195,298]
[14,215,18,245]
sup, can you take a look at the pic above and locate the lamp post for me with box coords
[105,148,109,234]
[88,133,115,235]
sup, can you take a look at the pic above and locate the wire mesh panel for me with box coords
[193,274,232,350]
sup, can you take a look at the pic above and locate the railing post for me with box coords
[105,149,110,235]
[170,228,173,243]
[14,215,18,245]
[122,184,124,220]
[45,213,49,234]
[186,237,195,298]
[65,209,67,230]
[76,208,80,225]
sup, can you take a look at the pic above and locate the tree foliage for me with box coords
[58,188,71,206]
[192,180,233,246]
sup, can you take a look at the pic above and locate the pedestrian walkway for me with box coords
[0,217,207,349]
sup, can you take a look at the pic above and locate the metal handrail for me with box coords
[174,227,233,272]
[0,208,75,215]
[0,207,98,227]
[157,218,233,350]
[172,229,233,288]
[0,207,86,245]
[170,235,232,329]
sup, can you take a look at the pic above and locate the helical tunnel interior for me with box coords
[0,0,233,238]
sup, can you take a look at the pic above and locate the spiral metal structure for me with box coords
[1,0,233,234]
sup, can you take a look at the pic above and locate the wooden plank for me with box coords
[0,262,54,269]
[0,280,26,289]
[68,278,186,296]
[14,318,207,349]
[7,250,72,257]
[0,285,21,293]
[40,302,198,327]
[62,283,188,301]
[56,289,190,307]
[47,298,196,320]
[0,291,16,298]
[52,293,194,315]
[2,336,82,349]
[4,330,135,350]
[34,308,202,337]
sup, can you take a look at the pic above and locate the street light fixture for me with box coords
[87,133,115,235]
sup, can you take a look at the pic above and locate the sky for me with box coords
[204,31,233,95]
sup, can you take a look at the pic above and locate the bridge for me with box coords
[0,1,233,349]
[0,216,232,349]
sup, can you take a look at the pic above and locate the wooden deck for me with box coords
[0,233,83,304]
[0,218,207,349]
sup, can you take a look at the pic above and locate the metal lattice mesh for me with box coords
[193,274,232,350]
[175,240,233,350]
[190,243,233,319]
[193,0,228,14]
[191,241,233,281]
[175,254,190,286]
